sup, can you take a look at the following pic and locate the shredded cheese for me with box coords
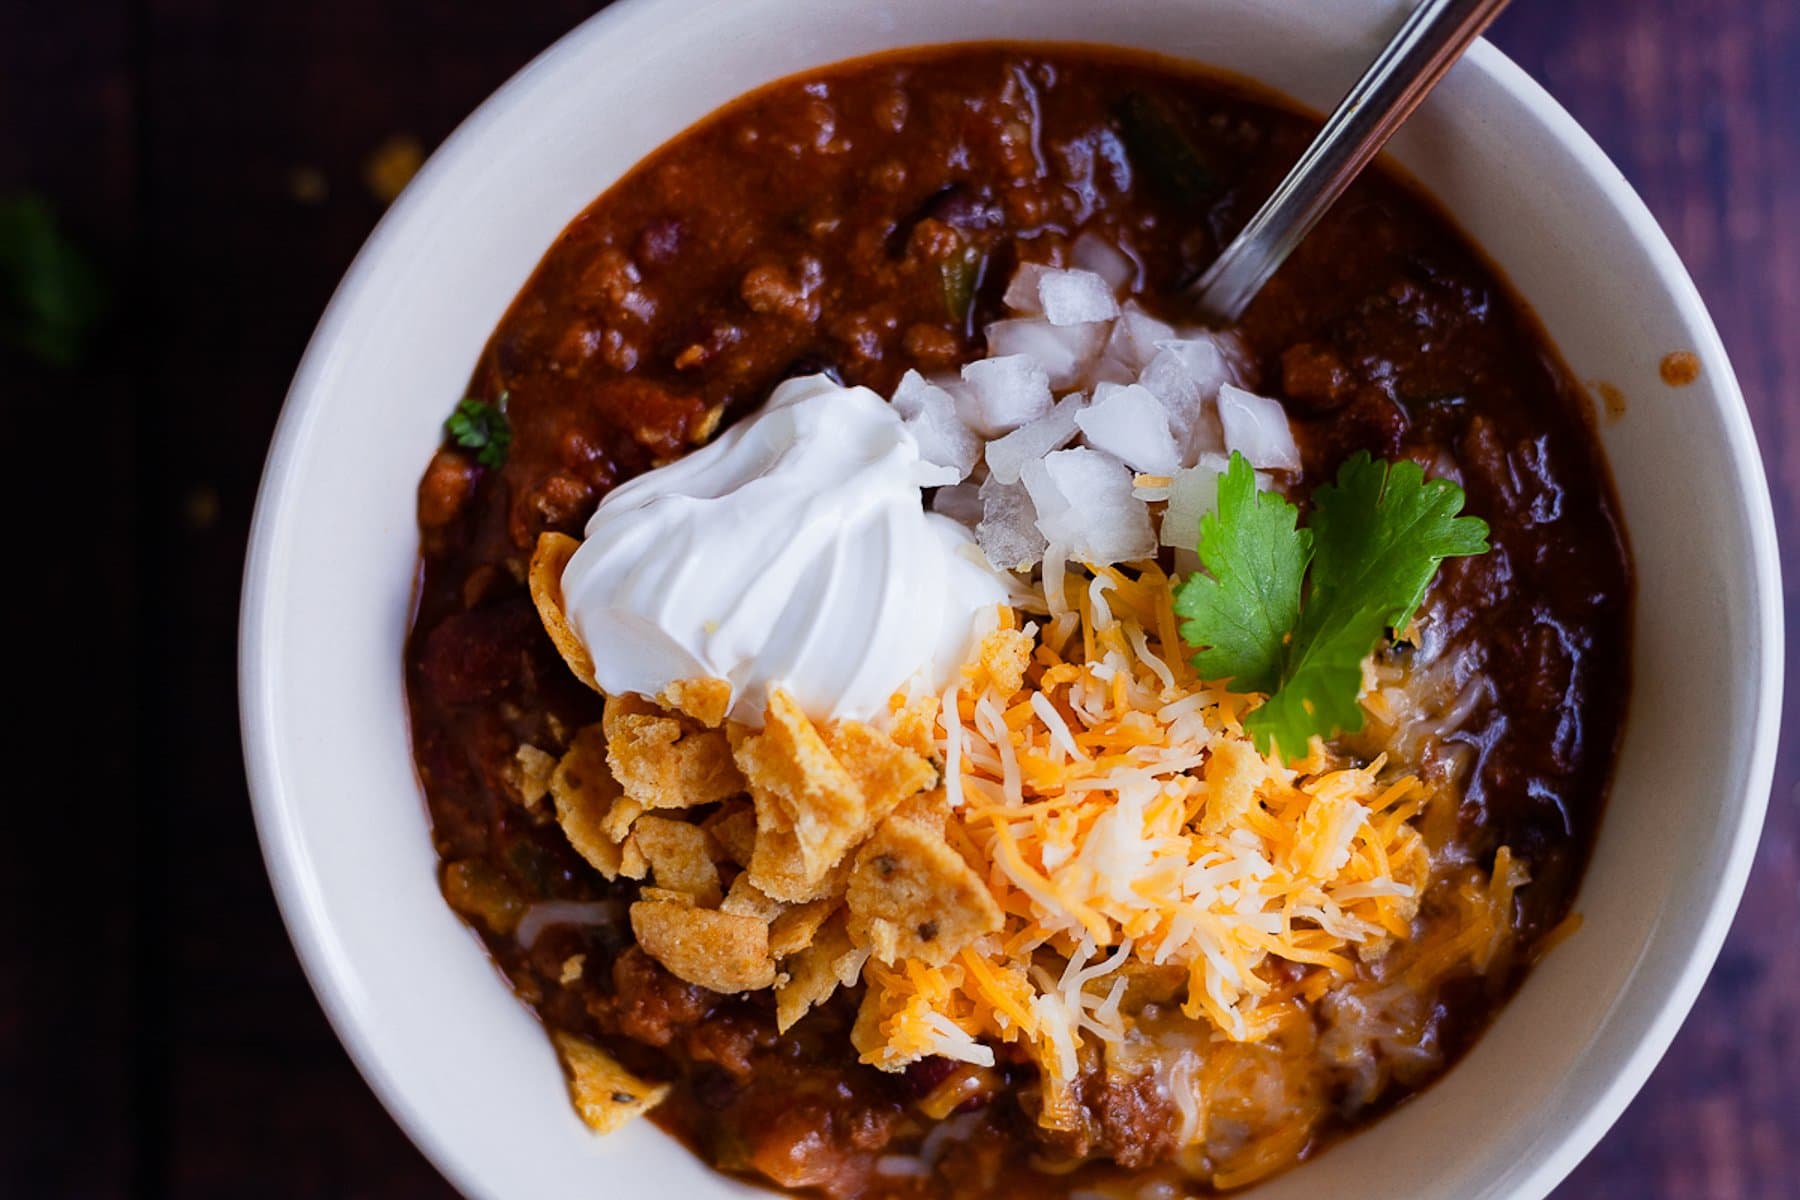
[856,557,1526,1174]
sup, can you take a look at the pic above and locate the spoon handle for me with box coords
[1191,0,1513,323]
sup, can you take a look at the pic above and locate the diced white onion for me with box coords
[976,474,1049,570]
[1038,267,1121,326]
[1070,230,1136,294]
[985,392,1085,484]
[1104,300,1175,371]
[1074,382,1181,475]
[1159,454,1231,550]
[892,369,981,478]
[957,354,1053,437]
[985,317,1107,391]
[1217,382,1301,471]
[1025,448,1156,565]
[1002,261,1054,314]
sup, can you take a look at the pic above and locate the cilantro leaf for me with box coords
[1175,451,1489,763]
[1306,452,1492,634]
[1240,594,1387,762]
[445,393,511,467]
[1172,453,1312,694]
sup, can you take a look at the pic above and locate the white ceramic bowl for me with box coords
[240,1,1784,1196]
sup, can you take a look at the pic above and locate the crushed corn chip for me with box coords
[630,899,776,993]
[969,625,1033,697]
[631,816,722,906]
[513,744,557,811]
[847,816,1002,967]
[775,912,867,1033]
[748,824,851,904]
[824,721,938,823]
[720,873,787,922]
[732,690,870,881]
[703,801,758,868]
[617,834,648,880]
[600,795,646,844]
[769,897,840,958]
[660,677,732,728]
[892,787,950,835]
[552,1031,670,1134]
[886,689,941,760]
[550,725,628,879]
[604,692,744,809]
[528,533,597,690]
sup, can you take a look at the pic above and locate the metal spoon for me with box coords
[1191,0,1513,324]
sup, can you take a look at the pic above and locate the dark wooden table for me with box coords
[5,1,1793,1195]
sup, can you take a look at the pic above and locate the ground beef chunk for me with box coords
[1035,1069,1181,1169]
[602,947,711,1046]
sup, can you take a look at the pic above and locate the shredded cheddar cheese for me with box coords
[859,557,1525,1161]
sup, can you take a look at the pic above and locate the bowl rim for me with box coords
[239,3,1784,1197]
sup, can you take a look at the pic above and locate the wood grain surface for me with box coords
[2,0,1792,1196]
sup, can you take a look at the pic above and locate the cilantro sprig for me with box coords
[1174,451,1489,763]
[445,392,511,467]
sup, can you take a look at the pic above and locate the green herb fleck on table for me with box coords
[1174,451,1489,763]
[446,393,512,467]
[0,192,108,369]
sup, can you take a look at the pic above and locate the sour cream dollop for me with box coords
[560,375,1011,725]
